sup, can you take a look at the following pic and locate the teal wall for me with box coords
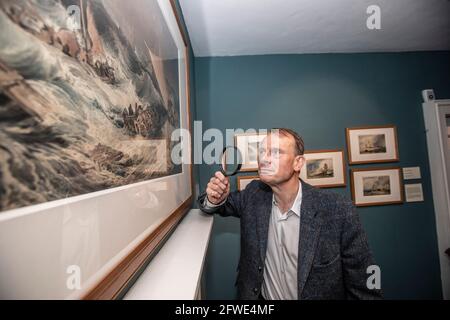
[194,52,450,299]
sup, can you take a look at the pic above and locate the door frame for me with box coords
[422,98,450,299]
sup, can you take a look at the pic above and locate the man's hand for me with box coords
[206,171,230,205]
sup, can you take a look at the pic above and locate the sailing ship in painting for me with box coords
[0,0,182,211]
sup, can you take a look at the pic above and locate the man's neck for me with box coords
[271,176,300,214]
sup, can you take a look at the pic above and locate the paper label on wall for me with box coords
[405,183,424,202]
[402,167,421,180]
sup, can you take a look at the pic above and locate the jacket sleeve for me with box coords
[197,186,249,219]
[340,201,383,300]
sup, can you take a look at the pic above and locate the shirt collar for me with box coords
[272,179,302,217]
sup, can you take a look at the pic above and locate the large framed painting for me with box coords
[346,125,399,164]
[299,149,346,188]
[350,167,404,207]
[0,0,192,299]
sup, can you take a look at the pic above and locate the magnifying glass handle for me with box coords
[220,168,231,177]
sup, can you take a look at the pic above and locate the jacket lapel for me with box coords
[256,183,273,264]
[297,181,323,298]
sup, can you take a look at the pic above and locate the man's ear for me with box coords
[294,155,305,172]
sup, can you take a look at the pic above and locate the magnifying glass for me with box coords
[219,146,243,176]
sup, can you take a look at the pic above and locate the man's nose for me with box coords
[259,152,271,164]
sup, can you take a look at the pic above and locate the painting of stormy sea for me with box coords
[0,0,182,212]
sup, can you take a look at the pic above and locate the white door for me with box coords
[423,99,450,299]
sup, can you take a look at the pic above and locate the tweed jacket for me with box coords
[198,179,383,300]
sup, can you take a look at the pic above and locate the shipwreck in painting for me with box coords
[0,0,182,211]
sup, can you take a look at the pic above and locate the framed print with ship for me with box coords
[299,149,346,188]
[346,125,399,164]
[350,167,404,207]
[234,132,267,172]
[0,0,192,299]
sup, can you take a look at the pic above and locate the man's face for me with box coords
[258,133,304,186]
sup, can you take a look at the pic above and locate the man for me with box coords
[198,128,382,300]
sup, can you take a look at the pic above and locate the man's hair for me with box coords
[270,128,305,155]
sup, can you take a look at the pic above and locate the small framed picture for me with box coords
[235,133,267,171]
[346,125,399,164]
[237,175,260,191]
[350,167,404,207]
[299,150,346,188]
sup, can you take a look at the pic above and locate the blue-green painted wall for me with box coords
[194,52,450,299]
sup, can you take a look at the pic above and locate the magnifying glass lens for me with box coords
[220,146,242,176]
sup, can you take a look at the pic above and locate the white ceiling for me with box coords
[178,0,450,57]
